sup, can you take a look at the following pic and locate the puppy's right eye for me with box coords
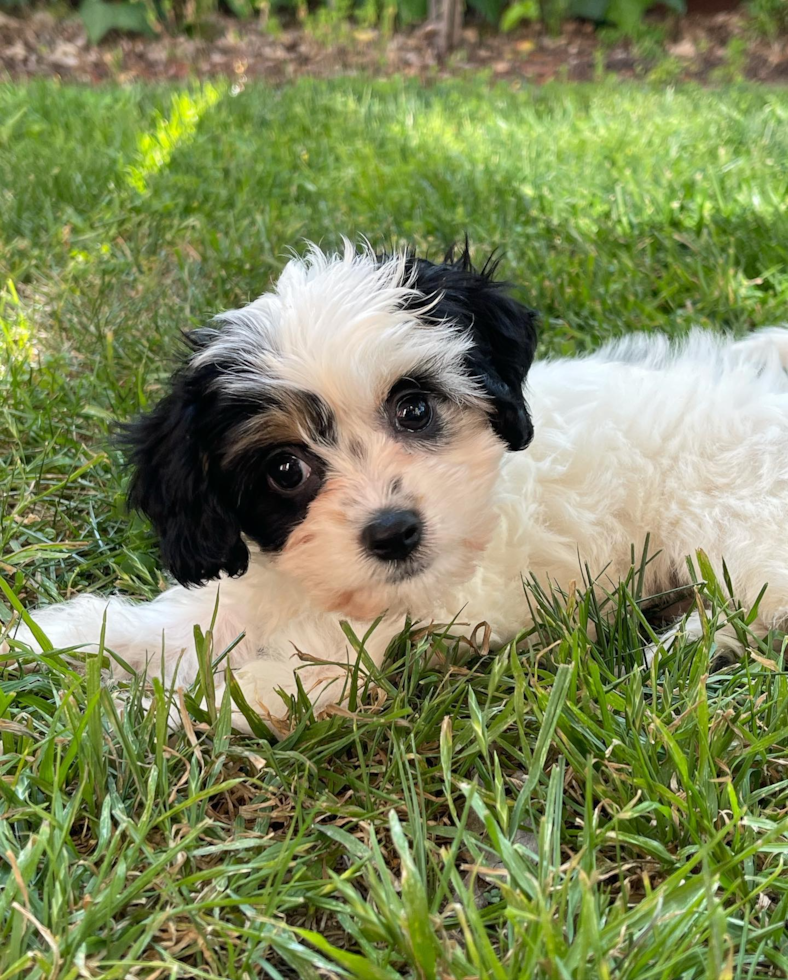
[265,451,311,494]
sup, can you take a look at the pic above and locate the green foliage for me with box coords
[569,0,684,30]
[469,0,511,26]
[3,76,788,976]
[2,0,691,44]
[539,0,569,33]
[501,0,685,42]
[599,21,669,62]
[79,0,153,43]
[3,0,693,42]
[396,0,427,26]
[500,0,538,31]
[646,53,684,84]
[710,36,750,84]
[568,0,607,19]
[747,0,788,38]
[76,0,435,38]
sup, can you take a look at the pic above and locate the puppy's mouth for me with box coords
[384,554,432,584]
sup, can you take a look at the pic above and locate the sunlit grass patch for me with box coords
[125,83,226,195]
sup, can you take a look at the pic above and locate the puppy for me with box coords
[6,241,788,734]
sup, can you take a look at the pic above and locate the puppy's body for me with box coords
[7,244,788,733]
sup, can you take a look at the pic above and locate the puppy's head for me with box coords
[123,241,537,618]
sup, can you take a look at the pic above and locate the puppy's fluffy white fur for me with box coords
[6,243,788,734]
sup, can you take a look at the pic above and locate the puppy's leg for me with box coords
[645,609,747,666]
[216,660,357,736]
[215,615,396,737]
[3,584,256,688]
[728,327,788,371]
[4,584,396,737]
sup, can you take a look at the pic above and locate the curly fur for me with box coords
[6,241,788,735]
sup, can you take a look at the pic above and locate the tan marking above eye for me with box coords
[289,532,316,548]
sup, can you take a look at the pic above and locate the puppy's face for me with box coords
[124,243,537,619]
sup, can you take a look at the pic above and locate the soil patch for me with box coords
[1,8,786,85]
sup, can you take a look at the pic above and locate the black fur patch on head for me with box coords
[398,243,538,451]
[119,337,326,587]
[119,356,251,587]
[229,442,326,555]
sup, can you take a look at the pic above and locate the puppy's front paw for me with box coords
[644,609,745,666]
[1,621,42,655]
[215,657,355,738]
[644,618,687,667]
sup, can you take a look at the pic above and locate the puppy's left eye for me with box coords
[394,392,433,432]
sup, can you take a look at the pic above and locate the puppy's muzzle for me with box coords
[362,509,423,562]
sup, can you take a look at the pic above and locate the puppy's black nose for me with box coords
[362,509,423,561]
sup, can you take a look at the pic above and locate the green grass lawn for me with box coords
[3,77,788,979]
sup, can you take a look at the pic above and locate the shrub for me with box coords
[747,0,788,38]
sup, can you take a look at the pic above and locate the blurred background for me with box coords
[1,0,786,81]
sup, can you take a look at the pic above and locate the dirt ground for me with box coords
[1,7,786,85]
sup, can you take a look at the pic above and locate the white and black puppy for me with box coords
[6,241,788,733]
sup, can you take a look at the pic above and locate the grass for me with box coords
[2,77,788,978]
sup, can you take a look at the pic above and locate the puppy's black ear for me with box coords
[459,253,537,452]
[408,246,538,452]
[119,364,249,587]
